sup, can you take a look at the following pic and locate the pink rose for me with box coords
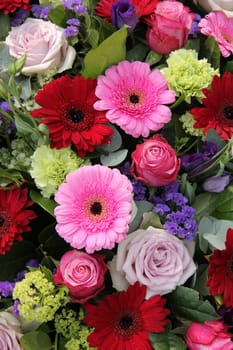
[53,250,108,303]
[108,226,196,298]
[0,311,22,350]
[131,134,181,187]
[146,0,194,55]
[185,320,233,350]
[5,18,76,75]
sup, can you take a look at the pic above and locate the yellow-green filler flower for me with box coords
[30,145,90,198]
[180,111,204,137]
[162,49,219,103]
[13,270,68,323]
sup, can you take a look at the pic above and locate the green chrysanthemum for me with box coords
[180,111,205,138]
[162,49,219,103]
[13,270,68,323]
[30,145,90,198]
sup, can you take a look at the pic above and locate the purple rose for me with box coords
[111,0,139,32]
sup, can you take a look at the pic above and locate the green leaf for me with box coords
[206,129,226,150]
[126,43,149,62]
[150,331,187,350]
[48,5,68,27]
[0,167,23,186]
[145,50,162,66]
[38,224,70,259]
[0,241,37,281]
[194,264,210,296]
[100,149,128,166]
[81,26,127,79]
[0,13,10,41]
[192,192,218,221]
[204,36,220,70]
[212,185,233,219]
[20,331,51,350]
[30,190,57,216]
[168,286,219,322]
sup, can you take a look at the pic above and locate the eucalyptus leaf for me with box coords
[206,129,226,150]
[30,190,57,216]
[97,125,122,153]
[150,331,186,350]
[167,286,219,322]
[100,149,128,166]
[20,331,51,350]
[128,201,154,233]
[81,26,127,79]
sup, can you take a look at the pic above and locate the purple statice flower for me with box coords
[154,203,170,215]
[151,181,198,241]
[202,174,231,193]
[10,9,28,26]
[111,0,139,32]
[120,161,147,201]
[189,13,202,38]
[0,281,15,297]
[31,5,53,19]
[0,101,15,135]
[64,18,80,37]
[64,25,79,37]
[62,0,88,15]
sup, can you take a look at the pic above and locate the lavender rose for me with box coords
[53,250,108,303]
[109,226,196,298]
[0,311,22,350]
[5,18,76,75]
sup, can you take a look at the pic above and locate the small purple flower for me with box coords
[0,101,11,113]
[31,5,53,19]
[64,25,79,37]
[164,192,188,207]
[154,203,170,215]
[0,281,15,297]
[202,174,231,193]
[10,9,28,26]
[218,305,233,331]
[111,0,138,32]
[62,0,88,15]
[120,161,147,201]
[189,13,202,38]
[13,300,20,317]
[67,18,80,26]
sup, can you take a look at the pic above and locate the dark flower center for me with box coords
[223,106,233,120]
[119,315,134,329]
[67,108,85,123]
[0,216,4,227]
[129,94,139,104]
[90,202,102,215]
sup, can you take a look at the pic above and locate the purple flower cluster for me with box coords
[31,5,53,19]
[64,18,80,37]
[62,0,88,15]
[151,182,198,241]
[0,259,38,298]
[189,13,202,37]
[10,9,28,26]
[120,161,147,201]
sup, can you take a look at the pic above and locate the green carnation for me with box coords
[180,112,205,138]
[13,270,68,323]
[162,49,219,103]
[30,145,90,198]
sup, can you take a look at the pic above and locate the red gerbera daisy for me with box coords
[190,72,233,141]
[0,188,37,255]
[84,282,170,350]
[0,0,30,14]
[31,75,113,157]
[95,0,159,22]
[206,228,233,307]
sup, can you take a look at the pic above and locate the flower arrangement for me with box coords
[0,0,233,349]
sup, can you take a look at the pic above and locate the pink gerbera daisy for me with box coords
[198,11,233,57]
[94,60,176,138]
[54,165,133,253]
